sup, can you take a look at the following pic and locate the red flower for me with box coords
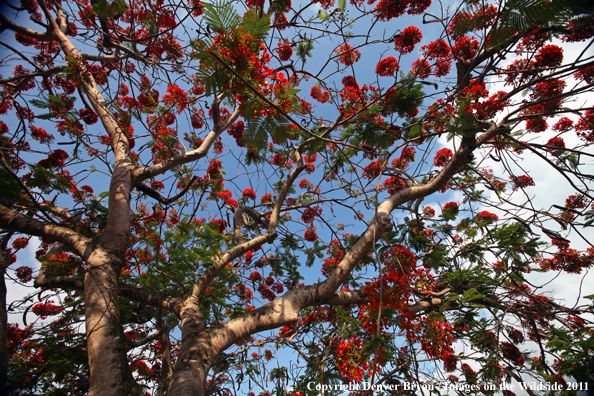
[227,120,244,146]
[375,57,400,76]
[260,193,274,205]
[526,118,547,133]
[38,149,69,169]
[422,206,435,218]
[12,237,29,250]
[310,86,330,103]
[510,175,535,190]
[575,65,594,84]
[249,271,262,282]
[421,39,451,60]
[304,226,318,242]
[562,16,594,42]
[334,44,361,66]
[566,194,586,209]
[534,45,563,68]
[301,206,321,223]
[546,137,565,155]
[79,108,98,125]
[383,176,406,195]
[162,84,189,113]
[299,179,313,190]
[32,301,64,319]
[242,188,257,200]
[552,117,573,133]
[341,75,358,87]
[276,39,293,61]
[411,59,431,79]
[477,211,498,223]
[208,219,227,233]
[272,153,287,166]
[443,202,459,215]
[207,159,222,175]
[433,148,453,167]
[394,26,422,54]
[452,36,479,61]
[15,266,33,283]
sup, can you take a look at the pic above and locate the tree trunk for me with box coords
[0,250,9,395]
[167,301,213,396]
[84,248,139,396]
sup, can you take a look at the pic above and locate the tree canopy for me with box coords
[1,0,594,394]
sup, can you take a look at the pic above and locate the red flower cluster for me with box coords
[276,39,293,61]
[576,109,594,142]
[475,91,509,119]
[242,188,256,200]
[552,117,573,133]
[562,16,594,42]
[227,120,244,146]
[208,219,227,233]
[334,44,361,66]
[510,175,535,190]
[15,266,33,283]
[534,45,563,68]
[546,137,565,155]
[443,202,459,215]
[207,159,222,175]
[539,246,594,274]
[477,211,498,223]
[261,192,274,205]
[526,118,547,133]
[362,159,385,179]
[375,57,399,76]
[384,176,406,195]
[299,179,313,190]
[304,226,318,241]
[301,206,322,223]
[575,65,594,84]
[433,148,453,167]
[566,194,586,209]
[411,59,431,79]
[32,301,64,319]
[422,206,435,218]
[394,26,422,54]
[310,86,330,103]
[38,149,69,170]
[12,237,29,250]
[162,84,189,113]
[374,0,430,21]
[79,108,98,125]
[452,36,479,61]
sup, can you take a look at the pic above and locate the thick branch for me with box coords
[0,15,53,41]
[117,286,183,317]
[0,203,91,258]
[132,105,241,183]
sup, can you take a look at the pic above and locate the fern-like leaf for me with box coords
[203,0,241,34]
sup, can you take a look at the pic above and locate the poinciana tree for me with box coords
[0,0,594,394]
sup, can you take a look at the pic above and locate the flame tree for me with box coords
[0,0,593,394]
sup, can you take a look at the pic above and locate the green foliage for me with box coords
[0,166,23,206]
[202,0,241,34]
[296,40,314,64]
[243,115,289,150]
[91,0,128,18]
[489,0,594,46]
[382,78,425,118]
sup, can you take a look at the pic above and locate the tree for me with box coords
[0,0,593,393]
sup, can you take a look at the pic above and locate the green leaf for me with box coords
[203,0,241,34]
[244,115,289,150]
[242,9,271,48]
[296,40,314,64]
